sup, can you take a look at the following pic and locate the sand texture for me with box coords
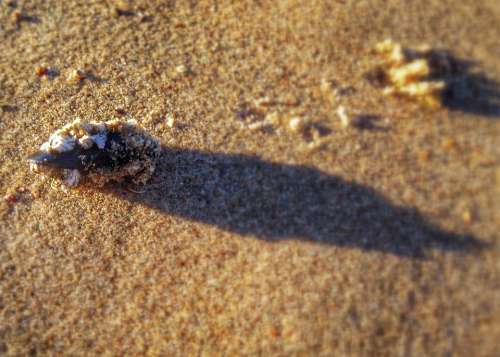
[1,0,500,355]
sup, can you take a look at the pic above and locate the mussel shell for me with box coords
[27,132,131,172]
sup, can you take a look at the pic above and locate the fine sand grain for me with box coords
[1,0,500,355]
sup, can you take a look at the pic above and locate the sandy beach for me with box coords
[1,0,499,355]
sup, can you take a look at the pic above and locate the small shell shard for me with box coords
[39,133,76,154]
[27,119,160,188]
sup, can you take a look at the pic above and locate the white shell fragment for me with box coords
[337,105,350,128]
[41,133,76,153]
[28,119,161,188]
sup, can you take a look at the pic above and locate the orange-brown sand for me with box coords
[1,0,500,355]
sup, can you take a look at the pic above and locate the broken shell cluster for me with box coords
[28,119,161,187]
[372,39,450,108]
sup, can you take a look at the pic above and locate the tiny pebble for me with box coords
[270,328,280,338]
[175,65,188,74]
[417,149,432,163]
[67,68,86,83]
[441,137,457,152]
[265,112,281,126]
[337,105,350,128]
[113,0,132,15]
[320,78,333,93]
[247,121,272,131]
[35,65,48,77]
[462,210,472,224]
[115,107,126,115]
[166,114,175,128]
[254,97,273,109]
[4,193,18,205]
[11,10,22,24]
[288,116,305,133]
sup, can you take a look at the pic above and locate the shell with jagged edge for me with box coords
[27,119,161,187]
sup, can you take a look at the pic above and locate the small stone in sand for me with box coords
[35,65,49,77]
[265,112,281,126]
[11,10,22,24]
[175,65,188,74]
[67,68,86,83]
[418,149,432,163]
[115,107,127,116]
[320,78,334,93]
[247,120,273,131]
[113,0,132,16]
[4,193,18,205]
[288,116,305,133]
[166,114,175,128]
[337,105,350,128]
[254,97,273,109]
[441,137,457,152]
[462,210,473,224]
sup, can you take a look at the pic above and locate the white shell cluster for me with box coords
[372,39,448,108]
[39,118,110,154]
[40,134,76,153]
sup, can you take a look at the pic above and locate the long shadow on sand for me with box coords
[106,147,484,258]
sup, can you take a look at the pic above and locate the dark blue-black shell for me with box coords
[27,132,132,172]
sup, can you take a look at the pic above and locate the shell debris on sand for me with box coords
[336,105,350,128]
[35,65,49,77]
[166,113,176,128]
[27,119,161,188]
[369,39,451,108]
[175,65,187,73]
[67,68,86,83]
[112,0,133,16]
[288,116,305,133]
[10,10,23,24]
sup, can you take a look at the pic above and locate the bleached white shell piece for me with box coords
[48,134,76,153]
